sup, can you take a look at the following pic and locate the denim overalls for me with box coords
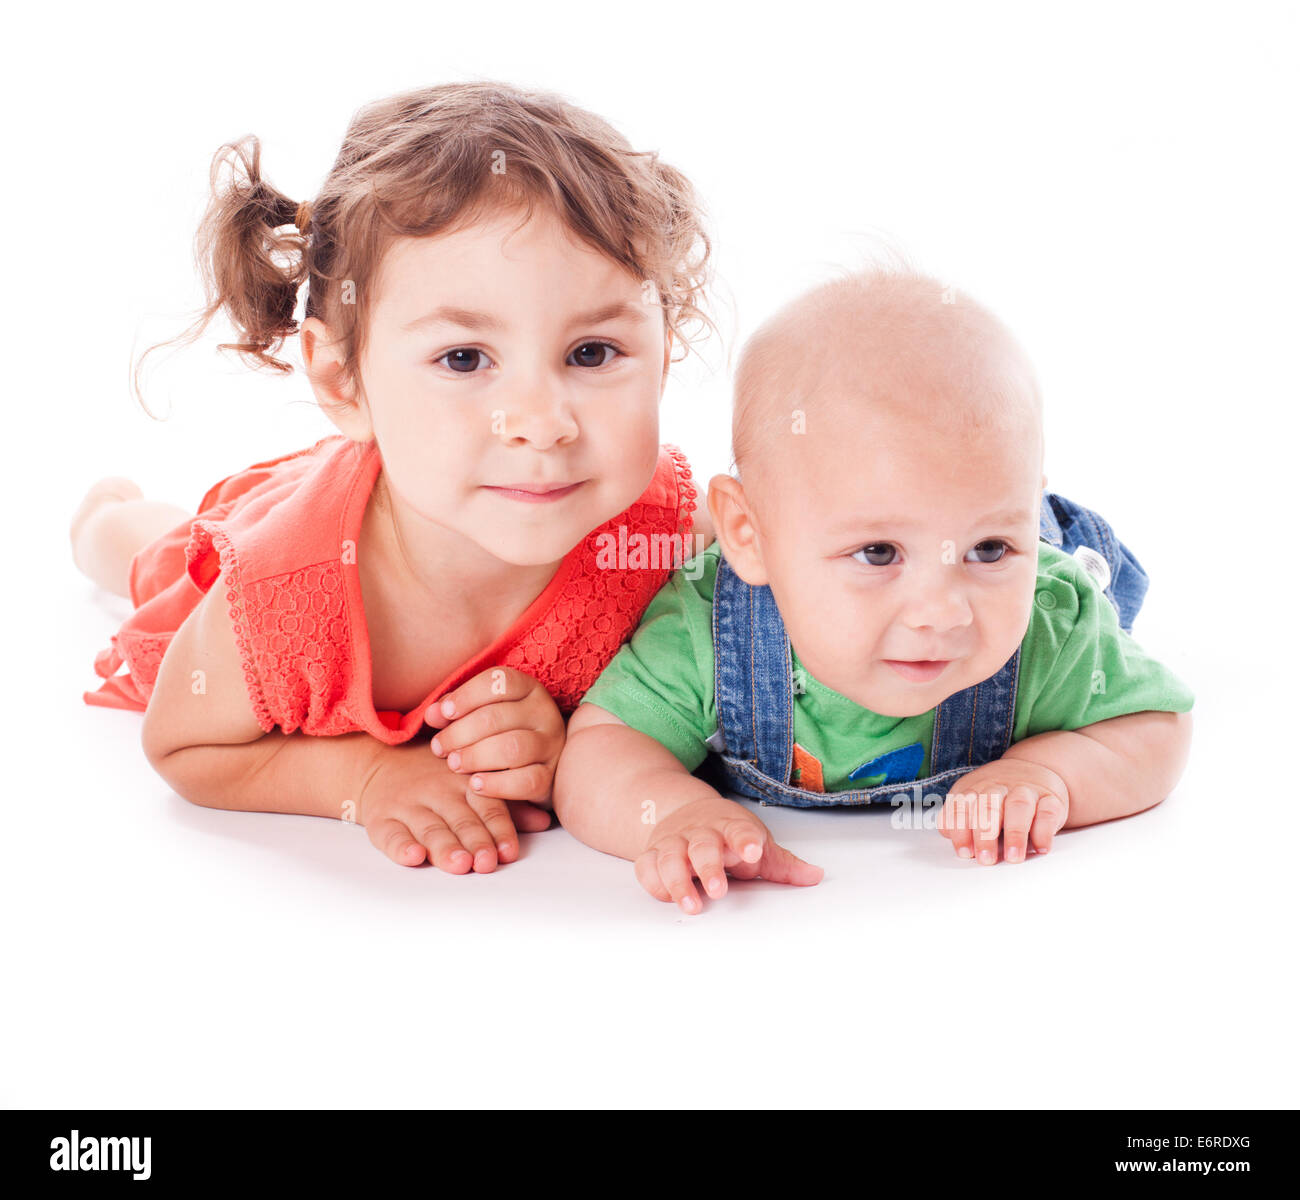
[695,492,1148,808]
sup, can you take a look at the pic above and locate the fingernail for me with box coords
[1006,846,1021,862]
[425,705,438,724]
[441,698,455,718]
[681,897,698,914]
[497,841,511,856]
[470,775,483,790]
[1036,844,1050,854]
[979,849,995,864]
[451,850,471,867]
[448,751,460,770]
[431,737,442,755]
[958,847,973,858]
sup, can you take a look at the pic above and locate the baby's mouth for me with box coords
[882,659,952,683]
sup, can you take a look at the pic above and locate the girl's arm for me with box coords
[141,583,384,821]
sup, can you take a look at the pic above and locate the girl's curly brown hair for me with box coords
[134,80,714,412]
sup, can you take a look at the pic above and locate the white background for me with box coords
[3,0,1295,1108]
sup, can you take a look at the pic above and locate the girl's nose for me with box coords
[495,385,580,449]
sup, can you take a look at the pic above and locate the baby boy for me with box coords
[553,266,1194,914]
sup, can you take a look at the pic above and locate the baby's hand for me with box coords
[636,794,824,915]
[940,757,1069,864]
[426,666,563,828]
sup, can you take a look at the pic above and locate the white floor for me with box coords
[5,567,1290,1109]
[9,0,1297,1108]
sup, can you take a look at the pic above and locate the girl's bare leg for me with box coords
[70,478,192,598]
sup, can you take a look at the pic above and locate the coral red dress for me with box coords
[84,434,697,743]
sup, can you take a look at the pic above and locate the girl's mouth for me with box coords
[481,481,586,504]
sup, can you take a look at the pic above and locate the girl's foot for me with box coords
[70,477,143,573]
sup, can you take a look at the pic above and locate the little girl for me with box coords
[71,81,714,874]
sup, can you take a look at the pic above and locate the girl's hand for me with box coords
[425,667,565,820]
[357,739,531,873]
[635,793,824,915]
[939,758,1070,864]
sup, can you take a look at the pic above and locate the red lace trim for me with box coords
[185,521,276,732]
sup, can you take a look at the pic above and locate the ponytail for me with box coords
[133,135,310,411]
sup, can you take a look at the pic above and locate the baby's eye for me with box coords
[568,341,621,368]
[966,539,1010,563]
[851,542,899,567]
[437,348,493,374]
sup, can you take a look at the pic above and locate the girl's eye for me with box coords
[568,341,621,368]
[437,348,492,374]
[966,539,1009,563]
[851,543,899,567]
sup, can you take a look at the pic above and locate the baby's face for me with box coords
[752,400,1043,718]
[357,204,666,565]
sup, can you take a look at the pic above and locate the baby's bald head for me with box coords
[731,265,1044,500]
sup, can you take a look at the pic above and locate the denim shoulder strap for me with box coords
[929,647,1021,777]
[711,552,793,784]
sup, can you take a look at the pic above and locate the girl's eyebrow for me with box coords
[402,300,650,334]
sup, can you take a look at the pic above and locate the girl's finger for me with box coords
[505,800,554,833]
[444,729,551,775]
[405,810,472,874]
[409,801,486,874]
[467,763,553,805]
[367,817,430,868]
[1000,786,1038,863]
[463,790,521,867]
[429,698,533,754]
[426,668,538,729]
[686,832,728,900]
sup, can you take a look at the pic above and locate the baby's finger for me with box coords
[407,811,474,874]
[1000,785,1038,863]
[943,791,977,859]
[720,818,767,867]
[655,842,705,915]
[757,841,824,887]
[1028,792,1068,855]
[686,832,728,901]
[971,787,1006,864]
[367,817,430,868]
[634,850,671,903]
[466,763,554,805]
[464,790,521,866]
[425,668,538,729]
[444,729,551,775]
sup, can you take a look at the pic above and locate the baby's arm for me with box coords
[553,702,723,860]
[940,709,1193,864]
[555,703,823,913]
[1002,709,1193,828]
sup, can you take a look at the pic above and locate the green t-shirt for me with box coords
[581,541,1194,792]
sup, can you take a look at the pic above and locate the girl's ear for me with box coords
[707,473,769,586]
[301,317,373,442]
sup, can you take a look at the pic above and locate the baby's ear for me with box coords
[707,474,769,586]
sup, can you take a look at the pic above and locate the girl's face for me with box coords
[334,203,669,566]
